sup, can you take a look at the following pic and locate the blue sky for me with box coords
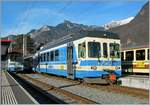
[1,0,148,36]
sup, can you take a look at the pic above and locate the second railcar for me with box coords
[121,47,149,74]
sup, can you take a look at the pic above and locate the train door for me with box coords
[67,42,74,79]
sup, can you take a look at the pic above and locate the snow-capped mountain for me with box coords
[104,17,134,29]
[40,25,51,31]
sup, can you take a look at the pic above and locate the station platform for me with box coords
[0,71,38,104]
[119,75,149,90]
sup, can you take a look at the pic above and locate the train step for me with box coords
[83,78,109,84]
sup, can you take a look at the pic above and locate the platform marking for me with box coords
[7,72,39,104]
[1,72,17,104]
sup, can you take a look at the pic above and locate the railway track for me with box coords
[37,73,149,99]
[9,72,65,104]
[10,72,97,104]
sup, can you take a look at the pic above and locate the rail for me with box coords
[10,72,97,104]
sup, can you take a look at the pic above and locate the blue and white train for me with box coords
[33,30,121,80]
[7,61,24,72]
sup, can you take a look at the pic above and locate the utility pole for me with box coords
[23,35,24,58]
[23,35,25,65]
[23,34,27,67]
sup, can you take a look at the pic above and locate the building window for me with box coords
[88,42,101,58]
[136,50,145,60]
[103,43,108,58]
[78,42,86,58]
[55,50,59,61]
[126,51,134,61]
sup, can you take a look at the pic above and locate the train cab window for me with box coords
[50,51,54,61]
[148,49,149,60]
[55,50,59,61]
[78,42,86,58]
[103,43,108,58]
[136,50,145,60]
[121,52,124,61]
[109,43,120,58]
[126,51,133,61]
[88,42,101,58]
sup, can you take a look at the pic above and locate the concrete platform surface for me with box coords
[119,75,149,90]
[1,71,38,104]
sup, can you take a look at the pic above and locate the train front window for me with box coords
[88,42,101,58]
[103,43,108,58]
[109,43,120,58]
[78,42,86,58]
[126,51,134,61]
[136,50,145,60]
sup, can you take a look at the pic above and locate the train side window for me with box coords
[41,54,44,62]
[43,54,44,62]
[44,53,46,62]
[78,42,86,58]
[40,54,42,62]
[50,51,54,61]
[103,43,108,58]
[136,50,145,60]
[47,52,49,61]
[121,52,124,61]
[148,49,149,60]
[45,53,47,61]
[126,51,133,61]
[55,50,59,61]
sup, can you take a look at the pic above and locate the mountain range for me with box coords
[27,20,105,47]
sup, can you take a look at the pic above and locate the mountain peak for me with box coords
[64,20,72,24]
[104,17,134,29]
[40,25,51,31]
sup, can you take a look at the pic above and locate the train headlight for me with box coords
[115,66,120,70]
[91,66,97,70]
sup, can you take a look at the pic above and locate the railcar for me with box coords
[7,61,24,72]
[33,30,121,80]
[121,47,149,74]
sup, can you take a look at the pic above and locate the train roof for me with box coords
[40,30,119,52]
[121,44,149,51]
